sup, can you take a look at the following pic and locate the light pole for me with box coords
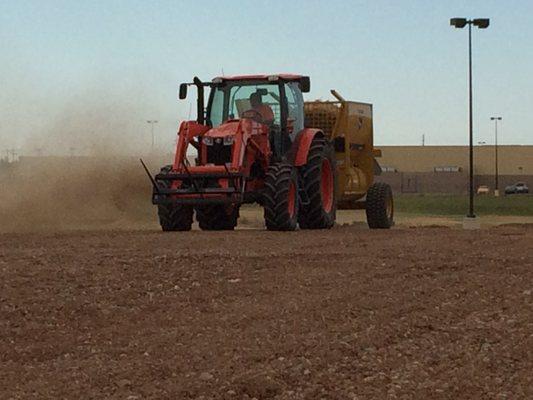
[450,17,490,221]
[490,117,502,196]
[147,120,158,152]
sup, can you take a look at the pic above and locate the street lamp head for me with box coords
[450,18,468,28]
[473,18,490,29]
[450,18,490,29]
[490,117,502,121]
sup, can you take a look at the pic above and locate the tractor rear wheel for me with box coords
[298,136,336,229]
[157,166,194,231]
[263,163,299,231]
[196,205,239,230]
[366,182,394,229]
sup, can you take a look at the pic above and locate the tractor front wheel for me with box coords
[365,182,394,229]
[157,166,194,231]
[263,163,299,231]
[158,203,194,231]
[298,136,336,229]
[196,205,239,230]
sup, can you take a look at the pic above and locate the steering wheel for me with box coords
[241,109,264,123]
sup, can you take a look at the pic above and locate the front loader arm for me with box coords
[173,121,210,171]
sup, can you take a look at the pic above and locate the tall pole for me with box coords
[491,116,502,196]
[468,23,474,218]
[147,120,158,152]
[494,119,498,193]
[450,17,490,224]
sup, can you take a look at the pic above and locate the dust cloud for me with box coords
[0,92,176,232]
[0,157,159,232]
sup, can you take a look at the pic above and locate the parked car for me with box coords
[477,185,490,195]
[504,182,529,195]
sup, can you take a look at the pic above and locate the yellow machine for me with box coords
[304,90,394,228]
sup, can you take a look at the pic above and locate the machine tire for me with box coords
[366,182,394,229]
[298,136,336,229]
[263,163,299,231]
[195,205,239,231]
[156,166,194,231]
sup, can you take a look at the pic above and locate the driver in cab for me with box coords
[244,92,274,125]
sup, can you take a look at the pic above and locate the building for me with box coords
[376,145,533,194]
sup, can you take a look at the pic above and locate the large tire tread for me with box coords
[158,204,194,231]
[366,182,394,229]
[196,205,239,231]
[263,164,298,231]
[156,165,193,231]
[298,137,336,229]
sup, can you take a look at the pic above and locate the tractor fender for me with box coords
[289,129,325,167]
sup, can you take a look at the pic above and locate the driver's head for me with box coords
[250,92,263,108]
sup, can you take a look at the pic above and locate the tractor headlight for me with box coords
[203,136,233,146]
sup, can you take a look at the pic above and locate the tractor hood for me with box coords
[204,120,240,138]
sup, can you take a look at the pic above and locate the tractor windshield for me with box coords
[208,82,281,127]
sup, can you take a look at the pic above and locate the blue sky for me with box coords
[1,0,532,155]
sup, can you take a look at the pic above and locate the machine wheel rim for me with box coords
[287,181,296,218]
[321,159,334,213]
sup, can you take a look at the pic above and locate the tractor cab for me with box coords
[180,75,310,162]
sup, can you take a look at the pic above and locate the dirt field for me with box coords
[2,224,533,399]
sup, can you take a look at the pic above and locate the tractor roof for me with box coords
[212,74,305,82]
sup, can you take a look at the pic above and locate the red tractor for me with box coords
[150,74,336,231]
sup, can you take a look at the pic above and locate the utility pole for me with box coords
[490,117,502,196]
[422,134,425,146]
[147,120,158,152]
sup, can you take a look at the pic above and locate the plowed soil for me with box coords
[2,225,533,399]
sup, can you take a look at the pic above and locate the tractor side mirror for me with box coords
[179,83,188,99]
[300,77,310,93]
